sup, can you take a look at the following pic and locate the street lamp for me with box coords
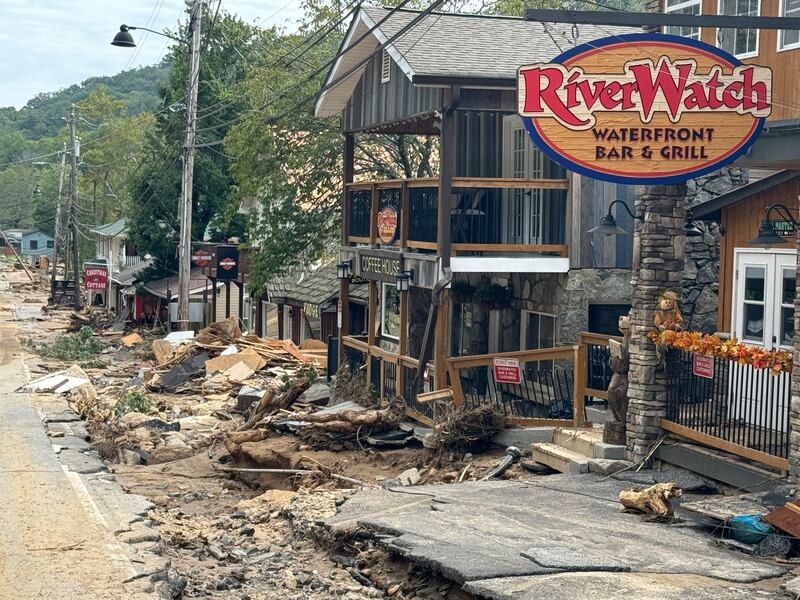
[749,203,797,246]
[111,2,205,331]
[587,200,703,237]
[337,260,352,280]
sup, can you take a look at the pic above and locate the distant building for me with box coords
[20,231,54,259]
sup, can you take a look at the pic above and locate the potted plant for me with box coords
[451,280,475,304]
[473,283,512,311]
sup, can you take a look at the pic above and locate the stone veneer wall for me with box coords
[681,221,721,334]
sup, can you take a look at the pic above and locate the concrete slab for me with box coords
[58,449,107,474]
[521,545,629,571]
[585,406,614,424]
[592,441,626,460]
[328,475,786,589]
[492,427,554,448]
[532,443,590,474]
[464,572,782,600]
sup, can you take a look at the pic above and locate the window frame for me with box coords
[520,310,558,350]
[664,0,702,40]
[778,0,800,51]
[716,0,761,59]
[29,239,38,250]
[380,282,400,341]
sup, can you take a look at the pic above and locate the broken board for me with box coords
[764,500,800,539]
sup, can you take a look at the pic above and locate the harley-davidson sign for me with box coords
[518,33,772,184]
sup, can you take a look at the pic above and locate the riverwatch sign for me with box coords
[518,33,772,184]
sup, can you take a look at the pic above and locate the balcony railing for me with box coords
[344,177,569,256]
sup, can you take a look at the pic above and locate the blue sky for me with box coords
[0,0,304,109]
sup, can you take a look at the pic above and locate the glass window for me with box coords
[381,283,400,340]
[780,267,796,347]
[46,240,54,248]
[718,0,759,57]
[665,0,701,39]
[29,239,38,250]
[741,265,765,343]
[780,0,800,49]
[522,311,557,380]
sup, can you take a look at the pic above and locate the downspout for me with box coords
[413,86,459,393]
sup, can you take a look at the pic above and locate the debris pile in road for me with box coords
[619,482,683,518]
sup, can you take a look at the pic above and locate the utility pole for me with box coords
[177,0,205,331]
[68,104,81,310]
[50,142,67,295]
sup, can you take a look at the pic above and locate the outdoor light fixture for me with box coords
[111,24,185,48]
[685,210,704,238]
[396,270,414,292]
[337,260,352,280]
[748,203,798,246]
[587,200,634,235]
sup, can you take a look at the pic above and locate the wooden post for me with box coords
[338,132,354,369]
[238,281,245,329]
[573,341,587,427]
[225,281,231,318]
[434,90,456,389]
[370,183,379,246]
[278,304,284,339]
[211,278,217,322]
[366,280,377,384]
[202,278,209,327]
[397,287,408,397]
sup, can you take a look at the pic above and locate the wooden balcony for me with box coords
[344,177,569,256]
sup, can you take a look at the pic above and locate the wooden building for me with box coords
[693,171,800,346]
[316,7,645,418]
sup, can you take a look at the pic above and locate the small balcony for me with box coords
[345,177,569,256]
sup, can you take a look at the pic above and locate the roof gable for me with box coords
[316,5,639,117]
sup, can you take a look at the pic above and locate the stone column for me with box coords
[626,184,687,464]
[790,227,800,481]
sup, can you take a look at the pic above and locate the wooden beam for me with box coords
[407,240,438,250]
[573,345,587,427]
[347,236,371,244]
[448,346,577,368]
[342,133,354,246]
[451,243,568,256]
[400,181,409,249]
[366,281,377,384]
[453,177,569,189]
[661,420,789,471]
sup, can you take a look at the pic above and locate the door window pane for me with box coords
[781,307,794,346]
[745,266,765,301]
[381,283,400,340]
[783,269,796,305]
[719,0,758,56]
[665,0,700,39]
[743,304,765,342]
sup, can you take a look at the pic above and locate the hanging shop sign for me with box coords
[191,248,212,267]
[692,354,714,379]
[493,357,522,385]
[357,249,400,283]
[84,265,108,290]
[376,205,399,245]
[216,246,239,280]
[52,279,77,297]
[517,33,772,184]
[770,220,796,238]
[350,275,370,285]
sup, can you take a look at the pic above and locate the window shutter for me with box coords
[381,49,391,84]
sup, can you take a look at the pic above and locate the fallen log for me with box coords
[298,400,403,434]
[236,378,310,431]
[619,482,682,518]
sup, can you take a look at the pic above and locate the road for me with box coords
[0,289,149,599]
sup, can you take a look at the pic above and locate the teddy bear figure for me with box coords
[653,290,683,332]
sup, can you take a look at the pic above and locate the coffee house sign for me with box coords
[358,250,400,283]
[518,33,772,184]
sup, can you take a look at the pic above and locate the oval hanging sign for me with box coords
[518,33,772,184]
[377,205,398,245]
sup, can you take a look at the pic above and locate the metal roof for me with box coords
[316,6,638,117]
[91,218,127,238]
[142,268,213,299]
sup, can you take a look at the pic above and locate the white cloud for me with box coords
[0,0,303,108]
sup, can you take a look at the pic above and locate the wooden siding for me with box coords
[697,0,800,121]
[717,178,800,332]
[342,53,441,132]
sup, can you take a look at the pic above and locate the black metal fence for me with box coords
[348,190,371,238]
[586,342,613,406]
[665,349,789,460]
[408,188,437,243]
[343,344,367,377]
[403,364,434,420]
[456,360,574,419]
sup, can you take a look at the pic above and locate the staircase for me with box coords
[531,428,627,474]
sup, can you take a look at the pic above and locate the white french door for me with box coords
[732,249,796,350]
[502,116,544,245]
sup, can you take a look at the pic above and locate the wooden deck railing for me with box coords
[343,177,569,256]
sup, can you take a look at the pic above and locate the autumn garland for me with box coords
[648,330,793,374]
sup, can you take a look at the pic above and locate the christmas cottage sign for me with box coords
[518,33,772,184]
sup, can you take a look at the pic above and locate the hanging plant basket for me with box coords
[473,284,512,311]
[451,280,475,304]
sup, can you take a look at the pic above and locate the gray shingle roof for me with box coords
[361,6,638,82]
[268,261,369,305]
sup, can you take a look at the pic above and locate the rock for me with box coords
[118,412,155,430]
[285,572,298,590]
[397,468,421,486]
[588,459,633,476]
[387,584,401,595]
[147,445,195,465]
[118,448,144,465]
[208,544,228,561]
[177,415,221,431]
[239,525,255,537]
[163,435,189,449]
[753,533,791,557]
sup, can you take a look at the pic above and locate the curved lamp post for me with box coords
[587,199,703,238]
[749,203,798,246]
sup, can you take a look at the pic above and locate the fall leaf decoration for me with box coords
[648,330,793,374]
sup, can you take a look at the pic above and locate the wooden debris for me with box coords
[121,332,144,347]
[205,348,266,373]
[764,500,800,539]
[152,340,174,366]
[300,399,403,434]
[619,483,682,518]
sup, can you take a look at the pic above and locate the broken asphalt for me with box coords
[327,474,790,600]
